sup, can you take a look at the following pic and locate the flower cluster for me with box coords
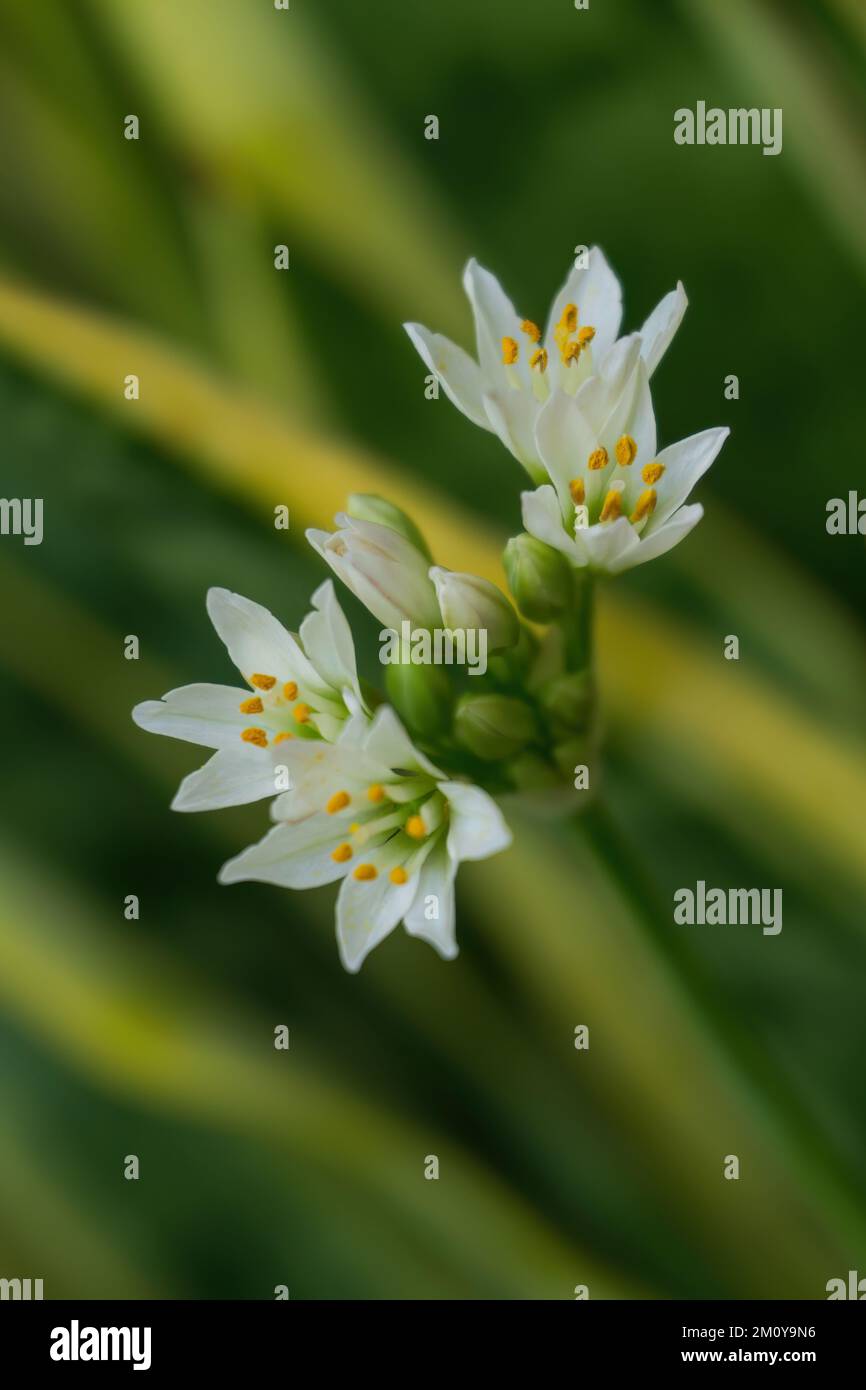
[134,249,727,971]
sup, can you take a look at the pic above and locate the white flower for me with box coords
[404,248,687,481]
[132,581,364,811]
[219,704,512,972]
[520,358,729,575]
[306,512,441,630]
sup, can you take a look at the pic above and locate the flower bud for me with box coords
[503,533,572,623]
[539,671,595,731]
[346,493,432,561]
[454,693,538,761]
[307,513,441,630]
[429,567,519,653]
[385,660,451,741]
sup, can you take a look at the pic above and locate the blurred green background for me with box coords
[0,0,864,1299]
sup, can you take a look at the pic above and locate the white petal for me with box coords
[579,516,642,573]
[336,842,419,973]
[218,815,349,890]
[270,738,381,821]
[402,839,458,960]
[544,247,623,363]
[362,704,442,778]
[610,504,704,574]
[206,588,305,686]
[132,683,249,749]
[521,485,583,563]
[403,322,490,430]
[172,745,278,811]
[299,580,361,703]
[534,387,598,495]
[645,427,729,532]
[463,257,522,381]
[639,281,688,377]
[441,781,512,862]
[483,389,544,477]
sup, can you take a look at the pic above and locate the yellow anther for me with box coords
[587,447,609,471]
[529,347,548,372]
[353,863,377,881]
[576,325,595,346]
[501,336,519,365]
[239,697,263,715]
[390,866,408,885]
[630,488,657,523]
[569,478,585,506]
[283,681,298,700]
[559,303,578,333]
[331,842,353,863]
[367,784,386,803]
[326,790,351,815]
[273,731,293,744]
[642,461,665,485]
[349,822,361,834]
[615,434,638,466]
[250,674,276,690]
[520,319,541,343]
[600,489,623,523]
[561,339,582,364]
[292,703,311,724]
[405,814,427,839]
[241,727,268,747]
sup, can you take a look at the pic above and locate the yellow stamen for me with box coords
[239,696,263,714]
[273,731,293,744]
[561,339,582,364]
[405,814,427,840]
[367,784,385,803]
[326,790,350,815]
[630,488,657,523]
[615,434,638,466]
[520,319,541,343]
[569,478,585,506]
[559,303,578,334]
[600,489,623,523]
[331,842,353,863]
[283,681,298,700]
[501,337,518,365]
[576,325,595,346]
[250,674,276,690]
[353,863,377,881]
[292,703,311,724]
[587,447,609,471]
[529,347,548,372]
[642,461,665,485]
[349,822,361,833]
[390,866,408,885]
[241,727,268,747]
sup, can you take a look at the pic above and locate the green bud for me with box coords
[503,533,573,623]
[347,493,432,561]
[385,660,451,740]
[507,752,560,792]
[553,735,593,781]
[454,693,538,761]
[429,567,519,653]
[539,671,596,731]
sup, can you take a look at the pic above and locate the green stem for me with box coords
[563,570,595,673]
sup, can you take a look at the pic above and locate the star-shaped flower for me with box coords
[405,248,687,482]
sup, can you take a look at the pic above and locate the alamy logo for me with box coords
[826,491,866,535]
[826,1270,866,1299]
[0,497,43,545]
[0,1277,43,1299]
[379,621,488,676]
[674,102,782,156]
[50,1320,152,1371]
[674,881,782,935]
